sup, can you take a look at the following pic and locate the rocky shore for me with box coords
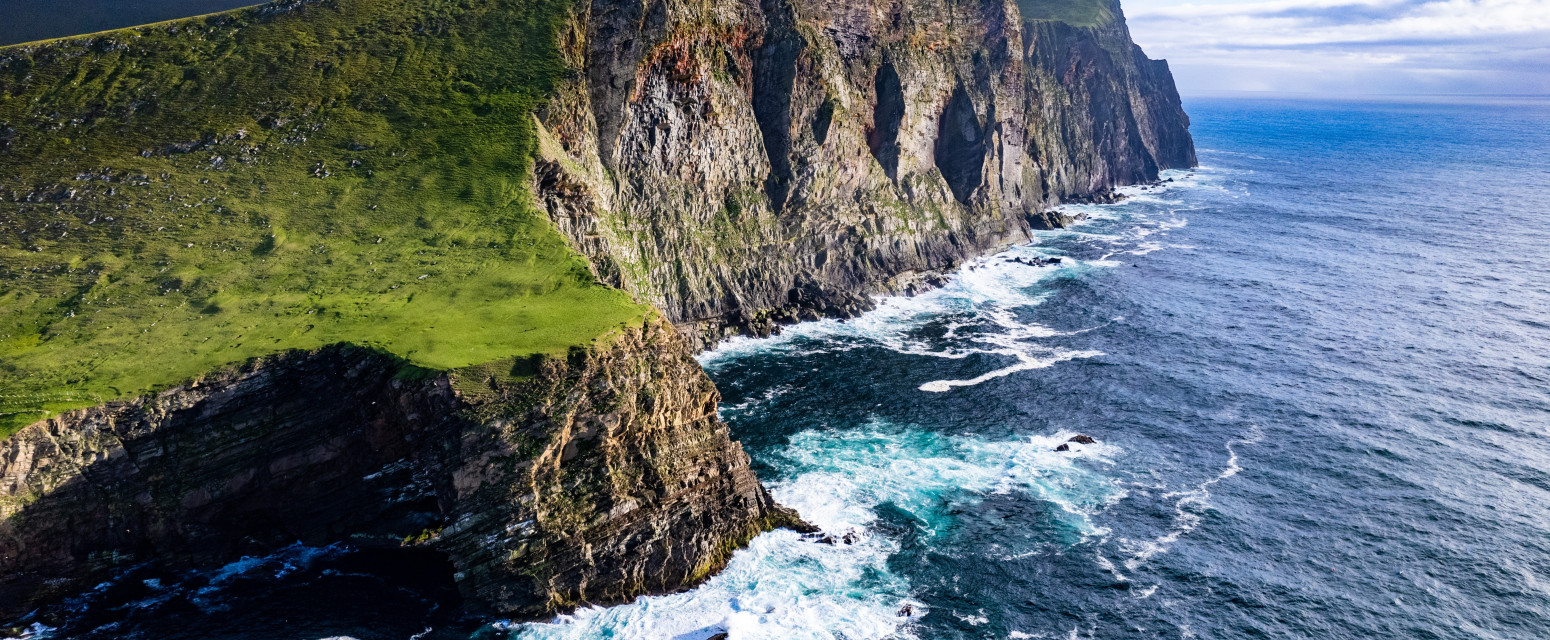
[0,0,1191,627]
[535,0,1194,349]
[1,317,803,623]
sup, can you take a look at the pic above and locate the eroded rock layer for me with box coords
[0,317,799,621]
[535,0,1194,348]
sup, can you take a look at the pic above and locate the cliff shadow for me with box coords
[935,84,988,204]
[868,61,905,180]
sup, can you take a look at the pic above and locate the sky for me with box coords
[1121,0,1550,95]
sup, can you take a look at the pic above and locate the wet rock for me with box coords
[0,318,807,622]
[1054,443,1070,452]
[898,604,914,617]
[1068,434,1097,444]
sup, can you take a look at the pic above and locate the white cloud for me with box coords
[1122,0,1550,94]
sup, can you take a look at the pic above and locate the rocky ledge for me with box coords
[0,0,1191,628]
[0,316,803,624]
[534,0,1195,349]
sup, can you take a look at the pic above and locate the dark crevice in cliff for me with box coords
[868,61,905,180]
[935,84,987,204]
[812,98,834,146]
[588,0,668,169]
[752,0,802,212]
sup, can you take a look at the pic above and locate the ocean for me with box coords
[30,95,1550,639]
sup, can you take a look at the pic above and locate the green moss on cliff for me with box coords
[0,0,648,436]
[1017,0,1117,26]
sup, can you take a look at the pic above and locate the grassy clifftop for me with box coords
[0,0,647,436]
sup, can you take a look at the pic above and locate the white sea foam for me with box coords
[917,347,1101,392]
[17,623,56,639]
[703,245,1114,394]
[509,526,910,640]
[510,422,1126,640]
[1117,427,1263,572]
[698,170,1215,375]
[607,169,1219,638]
[719,384,793,416]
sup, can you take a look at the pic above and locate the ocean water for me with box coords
[515,95,1550,640]
[24,95,1550,639]
[0,0,259,46]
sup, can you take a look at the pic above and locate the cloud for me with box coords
[1122,0,1550,94]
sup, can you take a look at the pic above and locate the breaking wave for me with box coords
[509,421,1127,640]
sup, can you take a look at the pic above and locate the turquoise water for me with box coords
[517,95,1550,639]
[24,95,1550,639]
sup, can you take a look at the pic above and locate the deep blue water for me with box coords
[517,95,1550,639]
[0,0,258,46]
[23,96,1550,639]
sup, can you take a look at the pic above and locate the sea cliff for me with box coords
[535,0,1194,348]
[0,0,1191,625]
[2,316,800,622]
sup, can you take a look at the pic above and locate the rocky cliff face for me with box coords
[0,317,800,623]
[1,0,1191,626]
[535,0,1193,349]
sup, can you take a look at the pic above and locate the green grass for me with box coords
[1017,0,1117,26]
[0,0,649,436]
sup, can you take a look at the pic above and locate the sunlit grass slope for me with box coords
[0,0,648,436]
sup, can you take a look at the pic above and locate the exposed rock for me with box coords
[0,0,1190,626]
[0,317,803,622]
[1068,434,1097,444]
[534,0,1194,350]
[1013,255,1063,267]
[1054,443,1070,452]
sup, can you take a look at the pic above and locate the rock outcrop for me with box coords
[0,316,801,622]
[0,0,1191,626]
[534,0,1194,348]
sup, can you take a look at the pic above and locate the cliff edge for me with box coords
[1,316,801,623]
[534,0,1195,348]
[0,0,1191,626]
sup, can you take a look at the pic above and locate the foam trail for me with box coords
[702,246,1117,394]
[919,347,1104,392]
[1118,427,1263,571]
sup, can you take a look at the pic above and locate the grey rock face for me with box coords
[535,0,1195,349]
[0,0,1191,625]
[0,317,801,621]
